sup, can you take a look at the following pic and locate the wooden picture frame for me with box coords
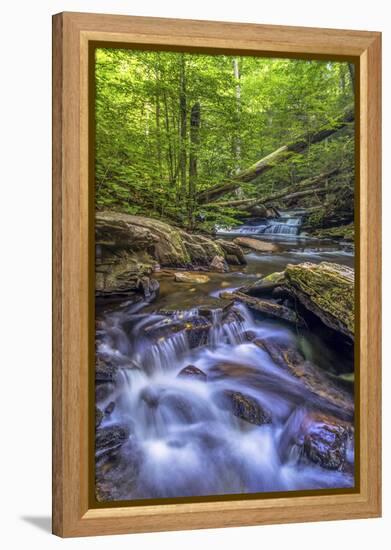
[52,11,381,537]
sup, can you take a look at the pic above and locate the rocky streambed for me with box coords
[94,212,355,502]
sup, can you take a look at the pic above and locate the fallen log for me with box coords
[278,185,328,205]
[259,167,340,205]
[197,107,353,203]
[205,168,340,211]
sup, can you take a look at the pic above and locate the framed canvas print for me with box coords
[52,12,381,537]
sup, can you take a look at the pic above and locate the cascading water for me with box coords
[217,213,303,236]
[96,300,354,501]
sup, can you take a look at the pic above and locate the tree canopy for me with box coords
[95,48,354,230]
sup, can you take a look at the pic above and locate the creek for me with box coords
[95,223,355,501]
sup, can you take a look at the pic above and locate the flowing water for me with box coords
[96,226,355,501]
[217,212,303,236]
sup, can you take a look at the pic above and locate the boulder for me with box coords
[142,313,212,349]
[303,414,350,470]
[240,262,354,341]
[278,409,352,471]
[95,425,130,455]
[209,255,229,272]
[95,437,140,502]
[177,365,207,381]
[96,357,117,383]
[224,390,272,425]
[174,272,210,284]
[233,236,280,253]
[215,239,246,265]
[220,290,300,324]
[284,262,354,340]
[96,212,245,296]
[254,338,354,420]
[240,271,286,296]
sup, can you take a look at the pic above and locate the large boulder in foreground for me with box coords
[284,262,354,340]
[240,262,354,341]
[95,211,245,295]
[279,410,353,471]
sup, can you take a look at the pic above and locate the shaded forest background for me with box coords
[95,48,355,233]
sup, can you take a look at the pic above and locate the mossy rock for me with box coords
[313,223,355,242]
[243,262,354,341]
[95,212,245,294]
[285,262,354,340]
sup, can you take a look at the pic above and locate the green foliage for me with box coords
[95,48,354,229]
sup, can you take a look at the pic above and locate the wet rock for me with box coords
[95,382,116,403]
[95,244,159,300]
[284,262,354,340]
[185,319,212,348]
[220,291,300,324]
[177,365,207,381]
[216,239,246,265]
[96,406,104,428]
[210,255,229,272]
[301,413,351,470]
[242,262,354,341]
[303,419,349,470]
[212,362,259,378]
[174,272,210,284]
[96,357,117,383]
[95,424,130,455]
[95,438,140,502]
[240,271,286,297]
[254,338,305,371]
[254,338,354,420]
[224,390,272,425]
[143,314,211,349]
[155,296,232,318]
[197,300,233,319]
[104,401,116,415]
[278,409,352,471]
[233,236,280,253]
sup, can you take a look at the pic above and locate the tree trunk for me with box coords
[188,102,201,229]
[155,67,163,181]
[233,58,241,176]
[179,54,187,199]
[280,186,328,204]
[348,63,355,93]
[197,106,353,204]
[163,89,175,186]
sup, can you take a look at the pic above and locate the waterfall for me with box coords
[217,213,302,236]
[96,300,354,500]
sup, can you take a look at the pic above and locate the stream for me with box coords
[95,218,355,502]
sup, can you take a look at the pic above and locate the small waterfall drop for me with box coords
[217,212,303,237]
[96,298,354,500]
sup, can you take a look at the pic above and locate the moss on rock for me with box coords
[284,262,354,340]
[313,223,355,242]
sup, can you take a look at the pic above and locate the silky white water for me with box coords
[96,299,354,500]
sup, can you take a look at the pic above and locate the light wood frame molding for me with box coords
[52,11,381,538]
